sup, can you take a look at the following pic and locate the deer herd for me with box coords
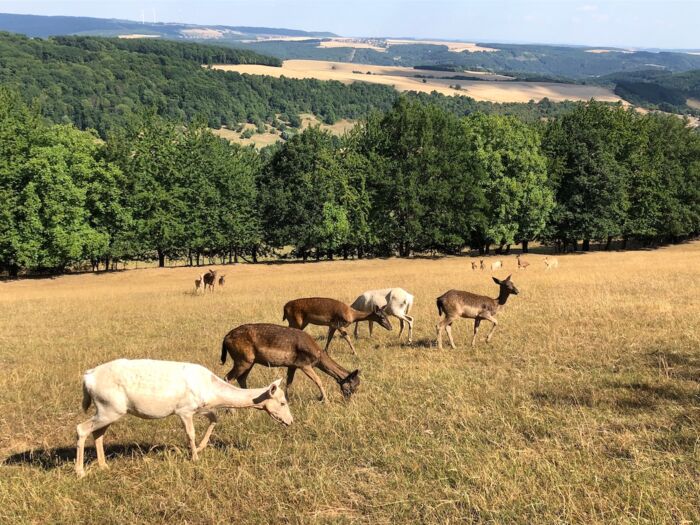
[74,254,559,477]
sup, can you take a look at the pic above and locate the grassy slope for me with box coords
[1,243,699,523]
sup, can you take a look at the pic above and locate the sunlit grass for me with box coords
[1,243,699,523]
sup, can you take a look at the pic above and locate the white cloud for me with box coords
[577,4,599,12]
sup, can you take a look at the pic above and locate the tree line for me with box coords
[1,89,698,276]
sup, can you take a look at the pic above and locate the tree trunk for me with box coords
[104,256,110,272]
[522,240,529,253]
[622,236,628,250]
[582,239,590,251]
[234,248,239,264]
[252,246,258,264]
[327,249,333,261]
[605,236,613,251]
[157,249,165,268]
[505,244,511,255]
[188,249,193,267]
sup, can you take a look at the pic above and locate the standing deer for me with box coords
[283,297,392,355]
[194,275,205,293]
[471,261,478,270]
[218,275,226,287]
[480,260,485,270]
[75,359,292,478]
[203,270,218,291]
[490,260,503,271]
[221,323,360,402]
[351,288,414,343]
[516,254,530,270]
[436,275,519,349]
[544,257,559,270]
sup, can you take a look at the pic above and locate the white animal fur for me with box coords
[75,359,292,477]
[544,256,559,270]
[351,288,415,343]
[490,260,503,271]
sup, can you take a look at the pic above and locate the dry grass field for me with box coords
[213,60,623,103]
[1,243,699,523]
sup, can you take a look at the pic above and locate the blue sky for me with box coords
[1,0,698,49]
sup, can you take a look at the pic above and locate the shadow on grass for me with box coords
[3,443,169,470]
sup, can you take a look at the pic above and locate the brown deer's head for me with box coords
[339,369,361,399]
[493,275,519,296]
[370,305,393,331]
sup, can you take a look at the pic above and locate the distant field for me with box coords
[1,243,699,523]
[214,60,623,103]
[212,113,356,148]
[385,39,499,53]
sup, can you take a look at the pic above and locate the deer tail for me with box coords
[220,339,228,365]
[436,297,444,317]
[81,378,92,413]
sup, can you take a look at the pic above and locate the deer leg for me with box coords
[76,411,120,478]
[179,413,199,461]
[324,327,337,353]
[472,318,482,347]
[445,322,457,349]
[396,313,414,344]
[353,321,360,339]
[338,327,357,355]
[398,318,405,339]
[301,366,327,402]
[286,367,297,394]
[225,360,252,385]
[368,320,374,337]
[195,411,218,453]
[93,424,112,470]
[484,315,499,343]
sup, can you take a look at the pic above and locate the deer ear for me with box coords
[269,380,281,395]
[492,277,501,285]
[505,274,512,282]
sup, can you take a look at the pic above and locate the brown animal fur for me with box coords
[203,270,217,291]
[517,255,530,270]
[218,275,225,287]
[220,323,360,401]
[436,276,519,349]
[282,297,392,355]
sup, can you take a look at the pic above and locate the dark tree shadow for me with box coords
[2,443,169,471]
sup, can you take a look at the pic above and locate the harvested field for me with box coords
[1,243,699,523]
[213,60,623,103]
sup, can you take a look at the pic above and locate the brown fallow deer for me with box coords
[436,275,520,349]
[194,275,204,293]
[221,323,360,402]
[516,254,530,270]
[471,261,478,270]
[480,259,485,270]
[203,270,218,291]
[218,275,226,287]
[283,297,392,355]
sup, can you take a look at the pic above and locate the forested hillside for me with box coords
[2,88,698,276]
[0,33,587,137]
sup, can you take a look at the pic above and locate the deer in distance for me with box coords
[517,254,530,270]
[75,359,292,478]
[436,275,520,349]
[283,297,392,355]
[490,260,503,271]
[471,261,478,270]
[221,323,360,402]
[218,274,226,287]
[480,260,485,270]
[544,256,559,270]
[194,275,204,293]
[351,288,415,344]
[203,269,218,291]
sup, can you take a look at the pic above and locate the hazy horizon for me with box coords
[0,1,699,50]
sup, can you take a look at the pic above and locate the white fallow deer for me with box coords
[351,288,415,344]
[544,256,559,270]
[490,259,503,271]
[75,359,292,478]
[436,275,520,349]
[194,274,205,293]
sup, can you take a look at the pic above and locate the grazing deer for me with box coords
[203,269,218,291]
[436,275,520,349]
[516,254,530,270]
[218,275,226,287]
[221,324,360,402]
[480,259,485,270]
[490,260,503,271]
[283,297,392,355]
[194,275,204,293]
[75,359,291,478]
[351,288,414,343]
[544,257,559,270]
[471,261,478,270]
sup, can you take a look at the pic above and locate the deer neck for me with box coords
[350,308,374,323]
[496,289,511,307]
[210,379,267,409]
[316,352,350,383]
